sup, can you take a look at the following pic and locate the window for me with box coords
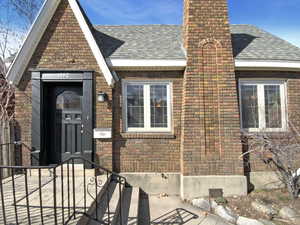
[239,80,287,131]
[123,81,172,132]
[56,90,82,110]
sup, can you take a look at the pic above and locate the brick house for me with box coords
[6,0,300,199]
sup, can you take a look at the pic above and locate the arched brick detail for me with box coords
[200,39,222,158]
[199,38,222,49]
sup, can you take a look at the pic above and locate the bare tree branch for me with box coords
[8,0,44,29]
[242,124,300,200]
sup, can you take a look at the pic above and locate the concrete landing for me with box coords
[0,173,106,225]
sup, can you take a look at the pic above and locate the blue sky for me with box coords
[80,0,300,47]
[0,0,299,50]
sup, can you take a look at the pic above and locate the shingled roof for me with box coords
[94,25,184,60]
[94,24,300,62]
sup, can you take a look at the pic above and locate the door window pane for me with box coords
[56,91,82,110]
[150,85,168,128]
[241,85,259,128]
[127,85,144,128]
[265,85,282,128]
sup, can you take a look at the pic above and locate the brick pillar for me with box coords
[180,0,246,199]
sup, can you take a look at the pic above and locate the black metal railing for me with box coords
[0,154,127,225]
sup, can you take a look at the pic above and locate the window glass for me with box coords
[127,85,144,128]
[150,85,168,128]
[239,81,286,131]
[56,91,82,110]
[124,82,171,131]
[265,85,282,128]
[241,85,259,128]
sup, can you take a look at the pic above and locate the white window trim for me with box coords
[122,80,173,132]
[239,79,288,132]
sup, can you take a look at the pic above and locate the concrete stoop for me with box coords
[29,164,95,177]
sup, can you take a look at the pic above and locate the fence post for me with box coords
[0,121,12,177]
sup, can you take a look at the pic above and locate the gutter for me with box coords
[108,59,187,71]
[235,60,300,71]
[108,58,300,72]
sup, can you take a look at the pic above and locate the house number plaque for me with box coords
[93,128,112,139]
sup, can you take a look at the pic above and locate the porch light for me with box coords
[97,92,108,102]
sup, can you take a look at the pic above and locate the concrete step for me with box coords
[85,178,123,225]
[111,185,133,225]
[102,179,123,224]
[127,187,139,225]
[77,176,114,225]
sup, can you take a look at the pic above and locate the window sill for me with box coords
[241,128,287,133]
[120,132,176,139]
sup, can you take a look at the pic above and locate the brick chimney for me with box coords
[180,0,246,199]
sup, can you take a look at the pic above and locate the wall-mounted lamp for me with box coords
[97,92,108,102]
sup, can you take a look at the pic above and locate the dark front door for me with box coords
[48,84,83,164]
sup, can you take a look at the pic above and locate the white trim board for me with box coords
[68,0,115,86]
[109,59,300,71]
[235,60,300,71]
[7,0,115,87]
[122,80,173,132]
[108,59,187,71]
[238,79,287,132]
[6,0,60,85]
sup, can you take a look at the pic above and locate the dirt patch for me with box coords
[222,188,300,224]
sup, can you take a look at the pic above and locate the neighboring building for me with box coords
[6,0,300,199]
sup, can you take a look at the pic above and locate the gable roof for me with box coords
[7,0,116,86]
[94,24,300,62]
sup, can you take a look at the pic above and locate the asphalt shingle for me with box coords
[93,24,300,62]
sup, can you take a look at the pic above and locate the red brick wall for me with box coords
[181,0,244,176]
[15,0,113,168]
[112,71,183,172]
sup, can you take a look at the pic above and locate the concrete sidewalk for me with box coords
[149,195,232,225]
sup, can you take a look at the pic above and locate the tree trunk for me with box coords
[0,120,13,178]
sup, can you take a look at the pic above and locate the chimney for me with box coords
[183,0,233,53]
[180,0,245,199]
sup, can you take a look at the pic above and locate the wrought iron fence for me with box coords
[0,151,127,225]
[0,141,40,179]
